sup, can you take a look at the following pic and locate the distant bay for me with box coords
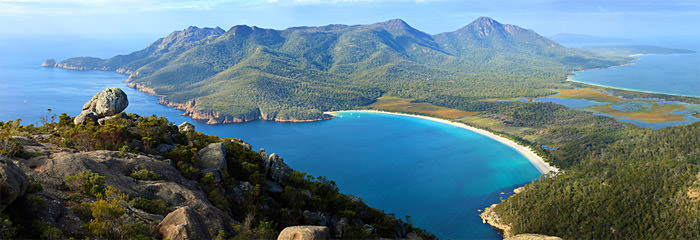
[0,37,544,239]
[569,52,700,98]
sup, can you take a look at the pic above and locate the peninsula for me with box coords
[44,17,632,124]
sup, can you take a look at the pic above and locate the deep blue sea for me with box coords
[569,38,700,97]
[0,36,544,239]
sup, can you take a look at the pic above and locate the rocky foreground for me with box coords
[0,88,433,239]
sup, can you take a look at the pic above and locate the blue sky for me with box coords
[1,0,698,39]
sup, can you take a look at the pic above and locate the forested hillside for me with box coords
[494,122,700,239]
[50,17,629,123]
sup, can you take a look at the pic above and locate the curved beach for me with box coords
[326,110,559,174]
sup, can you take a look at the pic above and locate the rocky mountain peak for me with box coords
[375,18,410,28]
[147,26,225,53]
[449,16,530,40]
[470,16,501,28]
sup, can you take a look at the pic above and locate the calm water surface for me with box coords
[0,37,544,239]
[569,39,700,97]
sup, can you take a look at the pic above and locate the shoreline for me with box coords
[326,110,559,175]
[567,76,700,99]
[565,55,700,99]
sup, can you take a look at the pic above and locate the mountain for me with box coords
[55,26,225,73]
[48,17,628,123]
[435,17,567,54]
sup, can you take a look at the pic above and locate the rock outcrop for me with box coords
[260,149,292,184]
[73,111,98,125]
[73,88,130,125]
[16,142,231,236]
[36,197,84,236]
[481,203,511,238]
[178,122,195,132]
[277,226,330,240]
[0,156,28,212]
[81,88,129,117]
[157,207,211,240]
[198,143,226,170]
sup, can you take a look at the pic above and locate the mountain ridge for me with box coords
[46,17,628,124]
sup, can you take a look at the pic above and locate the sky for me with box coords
[0,0,698,41]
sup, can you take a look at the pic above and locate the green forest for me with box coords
[55,17,629,122]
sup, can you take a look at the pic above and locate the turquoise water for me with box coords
[570,53,700,97]
[0,37,544,239]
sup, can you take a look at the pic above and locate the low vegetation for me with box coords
[370,95,478,119]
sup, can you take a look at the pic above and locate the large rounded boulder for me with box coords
[277,226,330,240]
[157,207,210,240]
[0,156,28,212]
[81,88,129,117]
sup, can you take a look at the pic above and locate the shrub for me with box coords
[26,177,43,193]
[129,169,163,181]
[255,221,277,239]
[86,186,127,238]
[70,202,92,222]
[130,197,168,215]
[0,214,16,239]
[0,135,22,157]
[201,172,216,185]
[64,170,105,196]
[38,223,63,240]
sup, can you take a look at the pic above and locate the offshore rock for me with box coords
[277,226,330,240]
[41,58,56,67]
[157,207,211,240]
[0,156,28,212]
[81,88,129,117]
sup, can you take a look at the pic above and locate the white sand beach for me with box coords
[326,110,559,174]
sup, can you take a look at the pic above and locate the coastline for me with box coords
[325,110,559,175]
[565,54,700,99]
[567,76,700,99]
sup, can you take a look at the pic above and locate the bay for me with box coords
[569,39,700,97]
[0,36,543,239]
